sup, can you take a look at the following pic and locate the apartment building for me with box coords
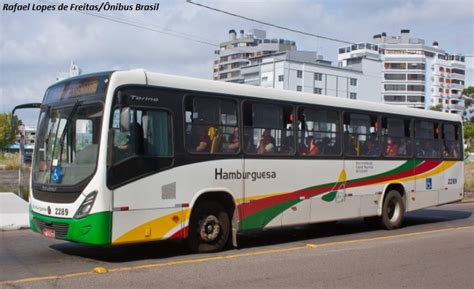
[213,29,296,83]
[338,30,466,115]
[241,50,382,102]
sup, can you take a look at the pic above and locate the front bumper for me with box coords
[30,210,112,246]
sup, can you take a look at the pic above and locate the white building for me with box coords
[241,50,382,103]
[213,29,297,83]
[338,30,466,115]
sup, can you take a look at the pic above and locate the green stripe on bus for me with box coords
[239,199,300,230]
[30,210,112,246]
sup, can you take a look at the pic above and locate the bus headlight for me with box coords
[74,191,98,219]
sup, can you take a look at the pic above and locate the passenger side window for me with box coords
[381,117,412,157]
[442,123,461,159]
[243,102,294,155]
[344,113,379,157]
[297,107,340,156]
[111,108,172,164]
[415,121,440,158]
[184,96,238,154]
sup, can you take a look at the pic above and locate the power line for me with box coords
[79,11,219,47]
[186,0,355,45]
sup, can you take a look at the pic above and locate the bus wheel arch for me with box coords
[187,190,237,253]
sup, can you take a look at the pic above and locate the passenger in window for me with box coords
[195,126,210,152]
[364,136,379,156]
[452,145,460,159]
[225,127,240,152]
[398,138,408,155]
[443,141,450,158]
[418,141,436,158]
[319,137,332,155]
[257,129,275,154]
[280,135,294,154]
[385,137,398,156]
[302,136,320,155]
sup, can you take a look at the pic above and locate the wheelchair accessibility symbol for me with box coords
[52,166,62,184]
[426,178,432,190]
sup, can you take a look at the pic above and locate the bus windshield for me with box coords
[33,103,103,186]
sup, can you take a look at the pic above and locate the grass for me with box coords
[464,162,474,193]
[0,153,20,170]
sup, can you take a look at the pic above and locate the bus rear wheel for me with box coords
[188,201,230,253]
[381,190,405,230]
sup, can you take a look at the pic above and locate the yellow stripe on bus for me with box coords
[113,209,190,244]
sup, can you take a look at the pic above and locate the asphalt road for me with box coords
[1,203,473,289]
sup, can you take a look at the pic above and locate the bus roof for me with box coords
[115,69,462,123]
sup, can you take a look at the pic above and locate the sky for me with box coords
[1,0,473,126]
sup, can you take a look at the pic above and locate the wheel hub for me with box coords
[199,215,221,242]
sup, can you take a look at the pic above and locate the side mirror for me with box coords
[120,107,130,132]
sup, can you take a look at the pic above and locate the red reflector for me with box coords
[120,207,129,211]
[182,203,189,208]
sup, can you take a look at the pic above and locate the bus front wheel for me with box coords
[188,201,230,253]
[381,190,405,230]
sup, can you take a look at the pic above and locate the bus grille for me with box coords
[35,219,69,239]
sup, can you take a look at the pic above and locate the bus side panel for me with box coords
[309,160,347,223]
[111,159,243,244]
[410,160,443,211]
[440,161,463,204]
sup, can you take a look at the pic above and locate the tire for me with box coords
[187,201,230,253]
[380,190,405,230]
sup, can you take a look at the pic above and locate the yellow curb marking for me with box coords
[1,225,473,285]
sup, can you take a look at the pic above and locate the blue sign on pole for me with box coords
[52,166,62,184]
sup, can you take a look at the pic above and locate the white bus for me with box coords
[18,70,464,252]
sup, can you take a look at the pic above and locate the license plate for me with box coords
[42,228,55,239]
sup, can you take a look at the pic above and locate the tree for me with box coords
[0,113,19,152]
[429,104,442,112]
[462,86,474,121]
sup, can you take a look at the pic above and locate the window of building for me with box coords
[415,121,440,158]
[242,102,294,155]
[384,74,406,80]
[262,76,268,81]
[407,96,425,102]
[384,63,406,70]
[384,95,406,102]
[384,84,406,91]
[297,85,302,92]
[452,68,465,75]
[297,107,340,156]
[314,87,322,94]
[278,75,284,82]
[407,63,425,70]
[314,73,323,81]
[381,117,412,157]
[407,85,425,92]
[297,70,303,78]
[350,92,357,99]
[350,78,357,86]
[407,74,425,81]
[184,97,238,154]
[343,113,379,157]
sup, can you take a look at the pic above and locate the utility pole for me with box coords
[18,124,25,199]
